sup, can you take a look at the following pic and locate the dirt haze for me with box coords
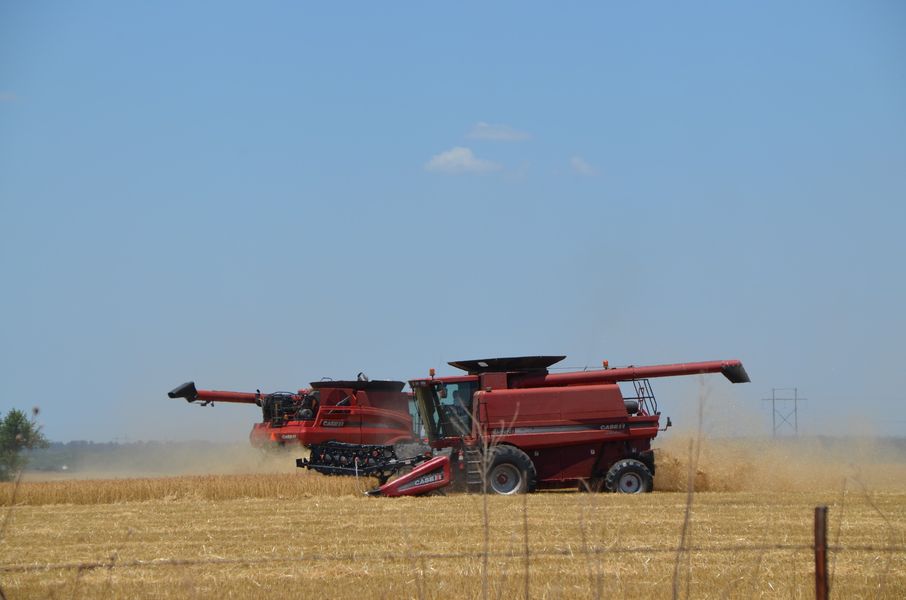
[654,435,906,493]
[22,442,302,482]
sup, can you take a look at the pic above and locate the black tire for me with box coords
[603,459,653,494]
[485,445,537,495]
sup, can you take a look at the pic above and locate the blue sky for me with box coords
[1,2,905,442]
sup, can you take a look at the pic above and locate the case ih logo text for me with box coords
[396,470,446,492]
[321,420,345,427]
[410,472,443,486]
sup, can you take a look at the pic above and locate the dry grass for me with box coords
[1,489,904,599]
[2,437,905,599]
[1,472,369,506]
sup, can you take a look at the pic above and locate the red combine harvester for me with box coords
[299,356,749,496]
[168,375,419,449]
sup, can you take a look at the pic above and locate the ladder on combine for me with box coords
[464,447,484,492]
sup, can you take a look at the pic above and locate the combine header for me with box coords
[300,356,749,495]
[168,375,419,449]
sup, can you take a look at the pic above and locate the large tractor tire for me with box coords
[485,445,537,495]
[603,459,653,494]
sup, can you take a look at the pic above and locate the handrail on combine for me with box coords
[621,379,658,416]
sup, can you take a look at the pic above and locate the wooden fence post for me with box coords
[815,505,829,600]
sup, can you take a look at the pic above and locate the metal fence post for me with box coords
[815,505,829,600]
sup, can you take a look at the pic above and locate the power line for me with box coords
[762,388,807,437]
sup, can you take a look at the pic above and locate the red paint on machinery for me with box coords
[168,378,417,448]
[368,454,452,497]
[303,356,749,496]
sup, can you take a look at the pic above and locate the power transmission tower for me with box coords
[762,388,806,437]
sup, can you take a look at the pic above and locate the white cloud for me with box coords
[467,122,531,142]
[424,147,501,174]
[570,156,598,176]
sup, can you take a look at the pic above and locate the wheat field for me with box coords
[2,438,905,599]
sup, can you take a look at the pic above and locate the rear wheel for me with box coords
[604,459,653,494]
[485,445,537,495]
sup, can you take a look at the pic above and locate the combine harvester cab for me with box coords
[167,376,418,449]
[302,355,749,496]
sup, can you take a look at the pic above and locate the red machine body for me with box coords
[168,378,417,448]
[367,454,452,497]
[305,356,749,496]
[392,356,750,495]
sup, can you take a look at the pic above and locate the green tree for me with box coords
[0,408,49,481]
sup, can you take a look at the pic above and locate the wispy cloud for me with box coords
[0,92,17,103]
[467,122,531,142]
[424,147,501,174]
[570,156,598,176]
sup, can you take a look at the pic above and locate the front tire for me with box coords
[604,459,653,493]
[485,445,537,495]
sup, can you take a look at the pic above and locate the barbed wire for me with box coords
[2,543,904,575]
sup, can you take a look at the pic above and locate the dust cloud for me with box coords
[651,378,906,493]
[23,442,303,482]
[653,435,906,493]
